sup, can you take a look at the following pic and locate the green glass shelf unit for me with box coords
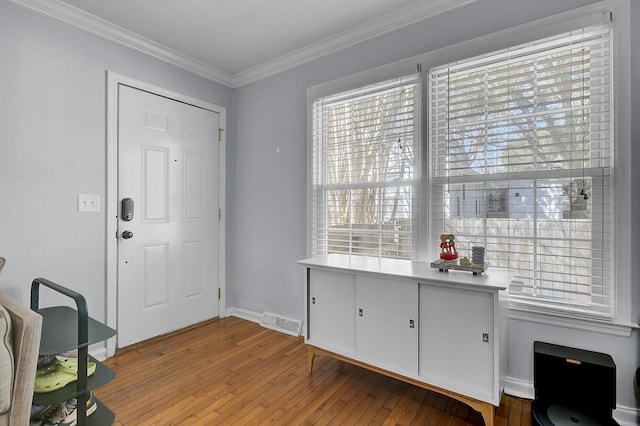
[31,278,117,426]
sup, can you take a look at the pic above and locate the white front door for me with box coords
[117,84,220,347]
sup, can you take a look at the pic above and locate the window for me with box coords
[308,4,630,329]
[311,76,419,260]
[429,24,613,318]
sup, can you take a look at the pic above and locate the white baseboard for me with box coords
[504,376,534,399]
[89,345,108,361]
[227,306,306,337]
[617,405,640,426]
[226,306,262,324]
[613,405,639,426]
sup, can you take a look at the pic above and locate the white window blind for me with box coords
[312,76,419,260]
[429,24,613,317]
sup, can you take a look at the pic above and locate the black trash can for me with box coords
[531,341,619,426]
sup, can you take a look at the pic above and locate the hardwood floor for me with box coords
[95,316,532,425]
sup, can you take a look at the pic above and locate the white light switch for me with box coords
[77,193,100,213]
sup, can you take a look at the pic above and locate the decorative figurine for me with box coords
[431,238,488,275]
[439,234,458,260]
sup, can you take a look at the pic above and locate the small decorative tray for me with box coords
[430,259,489,275]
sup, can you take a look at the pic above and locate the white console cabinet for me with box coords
[300,254,513,426]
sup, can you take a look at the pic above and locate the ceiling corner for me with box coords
[230,0,478,87]
[10,0,478,89]
[9,0,235,87]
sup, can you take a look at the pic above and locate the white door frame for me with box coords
[105,72,226,357]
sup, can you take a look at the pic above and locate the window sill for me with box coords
[508,303,637,337]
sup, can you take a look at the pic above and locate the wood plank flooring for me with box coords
[95,316,532,425]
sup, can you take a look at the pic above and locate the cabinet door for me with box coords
[356,275,418,376]
[419,284,494,401]
[308,269,356,356]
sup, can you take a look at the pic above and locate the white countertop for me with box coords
[298,254,513,291]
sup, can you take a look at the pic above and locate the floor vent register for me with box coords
[260,312,302,337]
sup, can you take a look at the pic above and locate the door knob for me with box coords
[122,230,134,239]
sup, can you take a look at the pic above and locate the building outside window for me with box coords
[429,24,612,318]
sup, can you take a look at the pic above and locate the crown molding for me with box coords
[9,0,476,88]
[232,0,477,87]
[9,0,235,86]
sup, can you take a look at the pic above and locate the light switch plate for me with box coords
[77,193,100,213]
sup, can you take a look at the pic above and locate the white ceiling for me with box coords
[12,0,476,87]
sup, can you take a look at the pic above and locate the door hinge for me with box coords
[218,288,221,300]
[218,208,222,221]
[218,128,224,142]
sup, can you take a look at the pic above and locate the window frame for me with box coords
[306,0,632,335]
[310,76,421,260]
[427,23,616,321]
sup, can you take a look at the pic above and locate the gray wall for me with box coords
[0,0,232,318]
[230,0,640,414]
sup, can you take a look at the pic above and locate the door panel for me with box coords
[356,275,418,376]
[183,240,204,298]
[419,284,494,400]
[143,147,169,222]
[308,269,356,356]
[117,85,220,347]
[143,244,168,308]
[184,153,203,219]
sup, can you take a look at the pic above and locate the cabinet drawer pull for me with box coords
[409,319,415,329]
[358,308,363,317]
[312,297,316,304]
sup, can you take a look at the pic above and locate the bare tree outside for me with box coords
[313,80,417,259]
[430,27,612,314]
